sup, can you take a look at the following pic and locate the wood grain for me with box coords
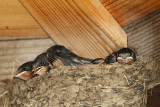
[19,0,127,59]
[0,0,47,36]
[101,0,160,26]
[1,0,159,36]
[124,8,160,62]
[0,38,55,82]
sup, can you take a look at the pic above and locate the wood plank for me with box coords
[0,25,47,36]
[0,35,50,41]
[105,0,129,10]
[117,0,160,24]
[102,0,117,7]
[101,0,160,26]
[19,0,127,59]
[0,0,47,36]
[123,8,160,63]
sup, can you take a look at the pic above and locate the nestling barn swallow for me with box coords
[46,45,103,66]
[91,58,105,64]
[98,53,117,66]
[105,52,117,64]
[98,48,137,65]
[32,53,51,77]
[15,61,34,80]
[116,48,136,64]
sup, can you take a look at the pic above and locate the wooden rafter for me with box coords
[19,0,127,58]
[101,0,160,26]
[0,0,47,36]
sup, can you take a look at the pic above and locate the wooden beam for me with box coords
[101,0,160,26]
[0,0,47,36]
[20,0,127,59]
[0,25,47,36]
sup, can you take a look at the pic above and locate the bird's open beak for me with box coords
[98,61,107,66]
[32,66,42,76]
[15,70,33,80]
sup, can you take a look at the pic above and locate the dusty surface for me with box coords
[0,57,160,107]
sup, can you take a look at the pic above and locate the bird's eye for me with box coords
[23,68,26,71]
[41,61,45,65]
[23,67,29,71]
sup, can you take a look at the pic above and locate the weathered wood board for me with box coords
[124,8,160,63]
[0,37,55,82]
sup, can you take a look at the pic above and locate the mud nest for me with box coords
[0,57,160,107]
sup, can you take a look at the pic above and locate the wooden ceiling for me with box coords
[0,0,47,36]
[0,0,160,59]
[19,0,127,58]
[0,0,159,36]
[100,0,160,26]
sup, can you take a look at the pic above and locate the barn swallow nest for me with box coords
[0,56,160,107]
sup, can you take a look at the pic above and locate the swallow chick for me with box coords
[46,45,103,66]
[46,45,81,66]
[15,61,34,80]
[105,52,117,64]
[32,53,51,77]
[98,53,117,66]
[116,48,136,64]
